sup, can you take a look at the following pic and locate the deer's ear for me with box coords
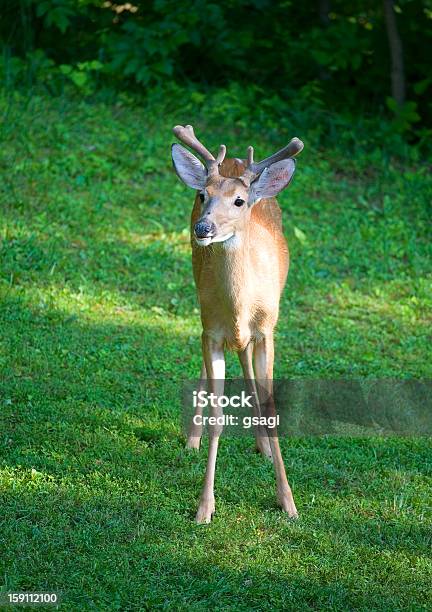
[249,159,296,204]
[171,144,207,190]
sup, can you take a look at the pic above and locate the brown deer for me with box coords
[172,125,303,524]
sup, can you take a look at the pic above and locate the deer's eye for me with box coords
[199,193,205,203]
[234,198,245,207]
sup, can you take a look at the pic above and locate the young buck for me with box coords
[171,125,304,524]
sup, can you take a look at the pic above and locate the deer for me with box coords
[171,125,304,524]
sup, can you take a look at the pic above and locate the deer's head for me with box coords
[171,125,303,247]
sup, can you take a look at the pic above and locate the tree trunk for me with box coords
[318,0,331,81]
[319,0,330,26]
[383,0,406,106]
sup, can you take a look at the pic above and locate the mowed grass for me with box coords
[0,92,431,610]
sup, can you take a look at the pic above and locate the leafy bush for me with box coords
[0,0,431,143]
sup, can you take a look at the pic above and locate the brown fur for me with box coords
[173,125,300,522]
[185,155,298,523]
[190,158,289,351]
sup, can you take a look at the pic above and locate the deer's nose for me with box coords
[194,220,216,239]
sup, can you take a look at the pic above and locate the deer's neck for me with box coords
[212,229,251,310]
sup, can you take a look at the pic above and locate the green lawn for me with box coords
[0,92,431,610]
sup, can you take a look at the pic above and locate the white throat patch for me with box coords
[194,232,234,247]
[210,232,234,244]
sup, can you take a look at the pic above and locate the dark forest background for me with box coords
[1,0,431,147]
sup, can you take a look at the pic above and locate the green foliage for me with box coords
[1,0,431,139]
[36,0,76,33]
[59,60,103,94]
[0,92,431,608]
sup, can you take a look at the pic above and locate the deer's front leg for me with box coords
[254,334,298,518]
[186,362,207,450]
[195,333,225,524]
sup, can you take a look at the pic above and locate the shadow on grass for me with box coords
[1,475,430,609]
[1,263,431,609]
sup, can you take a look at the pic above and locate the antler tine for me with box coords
[173,124,227,177]
[207,144,227,177]
[247,145,254,166]
[253,138,304,176]
[215,144,226,165]
[241,145,256,182]
[173,124,216,164]
[242,138,304,182]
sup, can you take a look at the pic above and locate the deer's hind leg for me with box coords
[237,342,272,459]
[254,333,298,518]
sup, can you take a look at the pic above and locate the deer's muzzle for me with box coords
[194,220,216,239]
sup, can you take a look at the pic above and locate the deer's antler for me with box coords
[242,137,304,183]
[173,125,226,177]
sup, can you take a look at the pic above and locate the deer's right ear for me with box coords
[171,144,207,190]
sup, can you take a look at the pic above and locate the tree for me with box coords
[383,0,406,106]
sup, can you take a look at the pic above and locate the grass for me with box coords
[0,90,431,610]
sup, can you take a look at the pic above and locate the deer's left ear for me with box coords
[249,159,296,204]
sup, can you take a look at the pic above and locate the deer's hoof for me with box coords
[255,438,273,460]
[195,498,215,524]
[278,495,298,519]
[186,436,201,450]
